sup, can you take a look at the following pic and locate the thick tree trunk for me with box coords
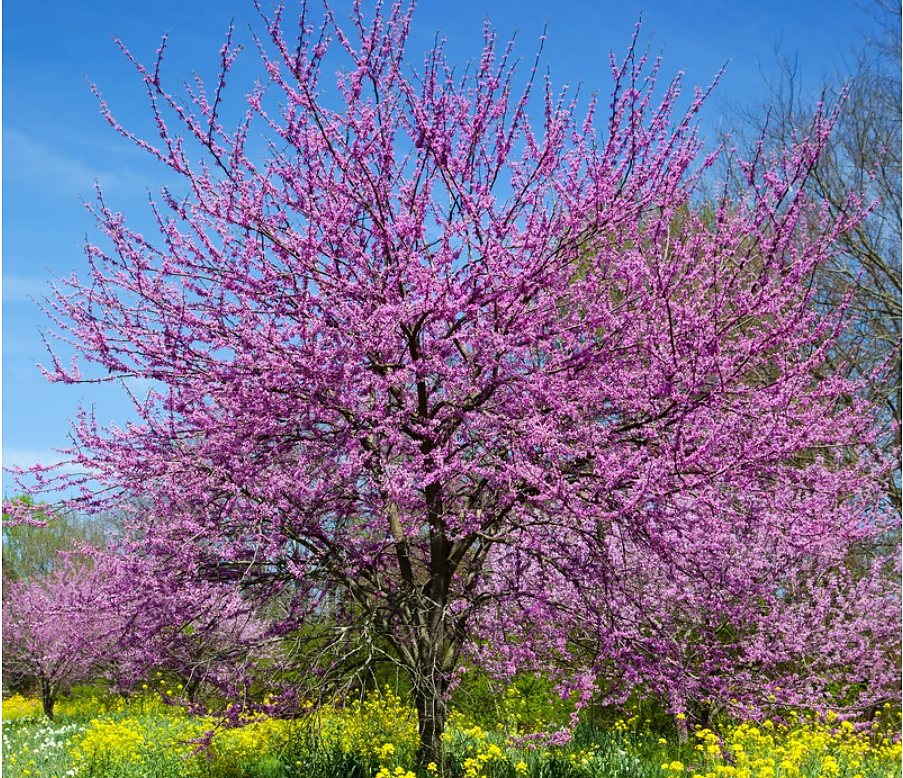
[40,677,55,720]
[413,676,449,772]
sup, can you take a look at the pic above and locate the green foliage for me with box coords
[581,693,688,739]
[287,751,373,778]
[1,496,111,583]
[451,671,578,733]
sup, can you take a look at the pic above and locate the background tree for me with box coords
[103,551,271,705]
[726,0,901,508]
[5,1,897,768]
[2,496,112,582]
[2,560,119,718]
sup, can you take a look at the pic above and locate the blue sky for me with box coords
[1,0,881,496]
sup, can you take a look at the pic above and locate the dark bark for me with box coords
[413,673,450,772]
[409,596,458,771]
[40,677,56,720]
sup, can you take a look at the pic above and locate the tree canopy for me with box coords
[3,1,898,766]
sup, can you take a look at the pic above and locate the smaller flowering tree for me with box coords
[2,559,119,718]
[102,551,272,705]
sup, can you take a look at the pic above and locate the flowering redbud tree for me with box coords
[475,499,900,730]
[2,560,119,718]
[101,551,272,705]
[8,0,899,765]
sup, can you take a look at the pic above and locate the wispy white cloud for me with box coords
[2,276,53,302]
[3,129,124,197]
[121,376,165,397]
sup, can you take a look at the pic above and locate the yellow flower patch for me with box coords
[1,695,41,721]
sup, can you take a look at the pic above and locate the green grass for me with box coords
[2,691,901,778]
[2,715,85,778]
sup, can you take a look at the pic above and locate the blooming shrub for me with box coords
[210,715,300,766]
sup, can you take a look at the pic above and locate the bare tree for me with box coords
[726,1,901,508]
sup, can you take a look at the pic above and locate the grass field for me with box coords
[2,688,900,778]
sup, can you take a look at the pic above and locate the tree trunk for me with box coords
[413,676,449,772]
[184,674,202,703]
[40,677,55,720]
